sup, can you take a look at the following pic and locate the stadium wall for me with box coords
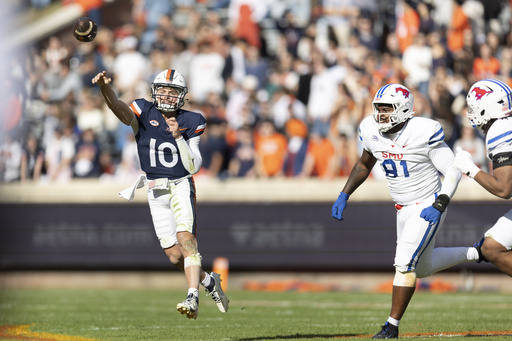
[0,178,503,272]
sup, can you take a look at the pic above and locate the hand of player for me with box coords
[331,192,349,220]
[165,116,182,139]
[454,147,481,178]
[91,71,111,86]
[420,206,442,225]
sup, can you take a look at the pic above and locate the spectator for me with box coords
[73,129,102,178]
[283,118,308,177]
[44,126,76,183]
[473,42,500,81]
[0,133,22,182]
[20,134,44,183]
[453,119,488,173]
[228,125,256,177]
[188,39,225,104]
[111,35,149,98]
[300,127,337,180]
[254,119,287,177]
[402,32,432,96]
[199,118,231,179]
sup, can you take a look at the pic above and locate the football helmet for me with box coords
[466,79,512,129]
[151,69,188,112]
[372,84,415,132]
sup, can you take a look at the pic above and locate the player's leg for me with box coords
[481,211,512,276]
[162,245,227,312]
[373,207,417,339]
[482,238,512,276]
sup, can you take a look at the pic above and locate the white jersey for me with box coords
[359,116,448,205]
[486,116,512,161]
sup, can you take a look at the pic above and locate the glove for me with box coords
[454,146,481,178]
[332,192,350,220]
[420,194,450,225]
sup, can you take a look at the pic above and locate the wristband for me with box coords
[432,194,450,212]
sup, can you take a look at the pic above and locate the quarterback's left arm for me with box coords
[420,142,462,224]
[176,136,203,175]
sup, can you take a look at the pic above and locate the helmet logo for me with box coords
[471,87,493,100]
[395,87,410,98]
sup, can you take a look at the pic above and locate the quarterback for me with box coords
[332,84,480,338]
[92,69,229,319]
[454,78,512,277]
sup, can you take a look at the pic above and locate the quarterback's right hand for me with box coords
[454,147,481,178]
[92,71,111,86]
[332,192,350,220]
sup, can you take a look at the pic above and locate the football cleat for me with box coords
[177,294,199,320]
[474,238,488,263]
[372,322,399,339]
[206,272,229,313]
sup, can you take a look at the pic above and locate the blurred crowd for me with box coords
[0,0,509,184]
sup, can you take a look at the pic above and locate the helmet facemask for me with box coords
[151,69,189,112]
[151,84,187,112]
[373,103,403,133]
[372,84,414,133]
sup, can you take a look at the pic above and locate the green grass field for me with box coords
[1,288,511,340]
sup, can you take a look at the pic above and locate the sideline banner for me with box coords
[0,202,504,271]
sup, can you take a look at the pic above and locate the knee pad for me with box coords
[184,253,202,268]
[393,269,417,287]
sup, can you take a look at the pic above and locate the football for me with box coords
[72,17,98,42]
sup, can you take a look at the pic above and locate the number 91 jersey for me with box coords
[359,115,445,205]
[129,98,206,180]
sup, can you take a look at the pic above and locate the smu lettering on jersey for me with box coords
[129,98,206,180]
[359,116,445,205]
[486,116,512,166]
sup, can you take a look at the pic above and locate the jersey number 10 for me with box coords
[149,138,178,168]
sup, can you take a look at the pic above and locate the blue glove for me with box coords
[420,206,442,225]
[420,194,450,225]
[332,192,350,220]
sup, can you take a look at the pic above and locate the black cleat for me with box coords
[372,322,399,339]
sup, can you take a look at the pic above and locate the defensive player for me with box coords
[92,69,229,319]
[331,84,481,338]
[454,78,512,277]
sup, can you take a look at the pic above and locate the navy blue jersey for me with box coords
[129,98,206,180]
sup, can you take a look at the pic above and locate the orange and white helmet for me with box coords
[466,79,512,130]
[372,84,415,132]
[151,69,188,112]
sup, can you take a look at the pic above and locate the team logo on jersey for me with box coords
[371,135,379,141]
[471,87,493,100]
[149,120,159,126]
[396,87,410,98]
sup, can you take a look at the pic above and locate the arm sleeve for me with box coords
[429,142,462,198]
[176,136,202,175]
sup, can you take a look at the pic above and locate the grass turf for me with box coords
[1,288,511,340]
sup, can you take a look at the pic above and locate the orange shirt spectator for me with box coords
[300,130,336,179]
[254,120,287,177]
[447,1,471,53]
[396,1,420,54]
[473,43,500,80]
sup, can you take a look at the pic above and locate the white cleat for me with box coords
[207,272,229,313]
[176,295,199,320]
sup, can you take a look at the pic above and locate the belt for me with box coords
[147,178,170,190]
[147,177,185,190]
